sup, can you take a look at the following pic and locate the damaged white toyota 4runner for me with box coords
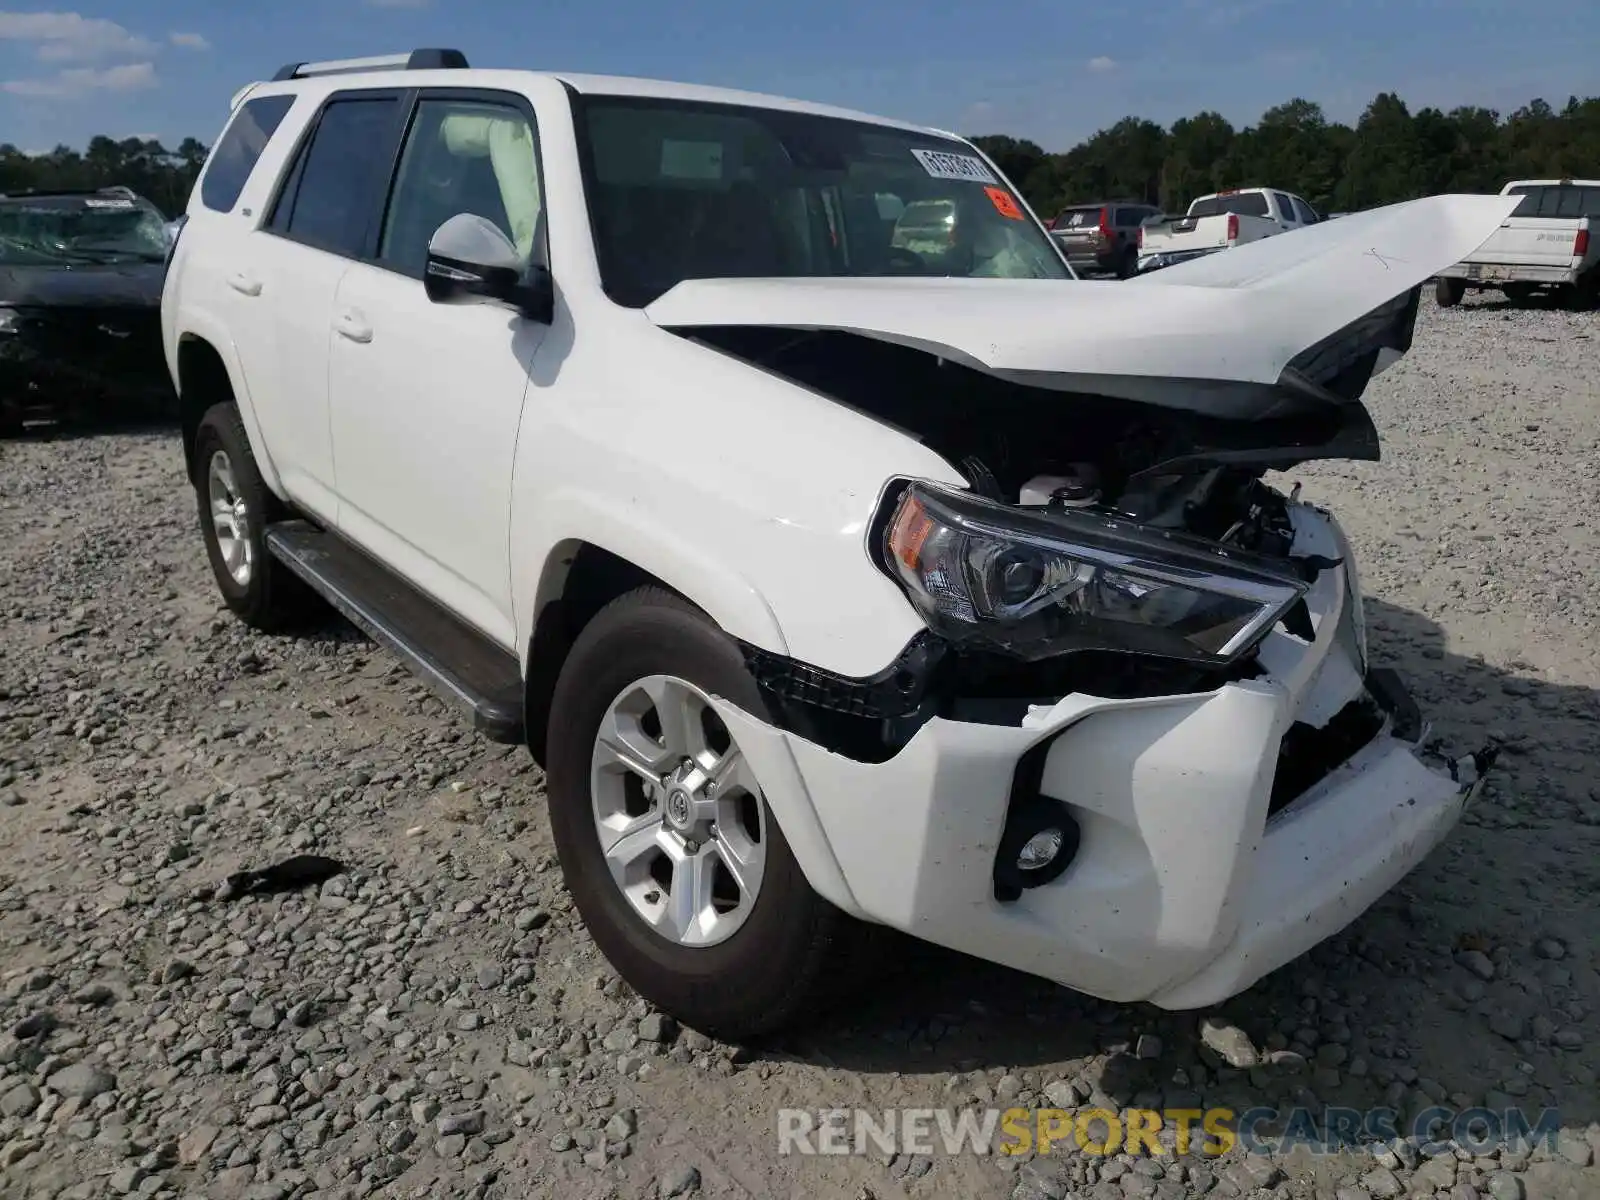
[163,50,1515,1038]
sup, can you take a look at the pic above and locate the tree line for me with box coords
[1,89,1596,221]
[978,91,1599,218]
[0,136,208,216]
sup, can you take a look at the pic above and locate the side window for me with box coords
[201,95,295,213]
[1292,196,1320,225]
[269,96,402,257]
[377,97,543,279]
[1272,191,1298,223]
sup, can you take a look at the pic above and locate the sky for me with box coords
[1,0,1596,155]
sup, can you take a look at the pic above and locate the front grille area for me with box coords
[1267,694,1386,817]
[3,305,169,400]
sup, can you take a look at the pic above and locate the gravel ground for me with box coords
[2,289,1598,1200]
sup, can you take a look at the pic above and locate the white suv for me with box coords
[162,49,1513,1038]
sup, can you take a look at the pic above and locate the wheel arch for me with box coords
[523,544,864,920]
[521,535,785,767]
[522,540,674,767]
[174,327,281,495]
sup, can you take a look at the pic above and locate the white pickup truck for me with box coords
[1435,179,1599,307]
[1137,187,1321,272]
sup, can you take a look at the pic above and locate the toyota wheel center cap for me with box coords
[666,789,693,829]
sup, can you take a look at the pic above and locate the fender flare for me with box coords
[514,487,791,664]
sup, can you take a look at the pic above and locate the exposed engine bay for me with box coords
[684,322,1376,562]
[677,322,1399,759]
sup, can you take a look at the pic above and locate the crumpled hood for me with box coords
[645,194,1517,417]
[0,261,164,309]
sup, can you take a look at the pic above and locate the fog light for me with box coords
[993,771,1080,903]
[1018,828,1064,871]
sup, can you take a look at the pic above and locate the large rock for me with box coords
[1198,1018,1259,1068]
[46,1061,116,1100]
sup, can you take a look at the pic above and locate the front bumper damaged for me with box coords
[709,506,1498,1009]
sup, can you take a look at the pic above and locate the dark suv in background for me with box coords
[1047,200,1161,278]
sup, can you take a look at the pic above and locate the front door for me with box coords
[327,92,549,650]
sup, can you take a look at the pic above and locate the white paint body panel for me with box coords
[327,262,543,650]
[163,66,1496,1008]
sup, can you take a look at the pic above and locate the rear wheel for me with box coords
[1566,271,1599,311]
[1116,247,1138,280]
[1502,282,1536,304]
[544,586,855,1039]
[1434,277,1465,307]
[193,403,315,631]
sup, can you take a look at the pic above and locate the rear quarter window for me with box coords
[201,94,297,214]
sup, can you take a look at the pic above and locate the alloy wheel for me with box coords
[206,449,253,587]
[589,674,767,947]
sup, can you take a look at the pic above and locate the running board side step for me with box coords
[264,521,524,744]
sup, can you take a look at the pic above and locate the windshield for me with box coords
[0,195,169,266]
[573,95,1070,306]
[1188,192,1270,219]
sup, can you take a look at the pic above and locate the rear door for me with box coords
[1466,184,1598,271]
[252,90,408,520]
[173,92,298,482]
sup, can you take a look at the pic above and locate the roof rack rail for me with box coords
[270,48,468,82]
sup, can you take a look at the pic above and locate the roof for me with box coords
[550,71,944,135]
[243,62,952,141]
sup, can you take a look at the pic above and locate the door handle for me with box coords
[226,271,262,297]
[334,310,373,344]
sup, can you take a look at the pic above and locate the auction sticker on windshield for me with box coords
[985,186,1024,219]
[910,148,998,184]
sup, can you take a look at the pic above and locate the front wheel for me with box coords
[544,587,854,1039]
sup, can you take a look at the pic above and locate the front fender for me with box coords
[510,490,874,918]
[512,485,789,668]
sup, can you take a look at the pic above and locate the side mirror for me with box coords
[424,213,553,323]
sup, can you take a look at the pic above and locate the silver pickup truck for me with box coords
[1435,179,1599,307]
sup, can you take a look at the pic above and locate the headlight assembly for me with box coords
[878,481,1308,664]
